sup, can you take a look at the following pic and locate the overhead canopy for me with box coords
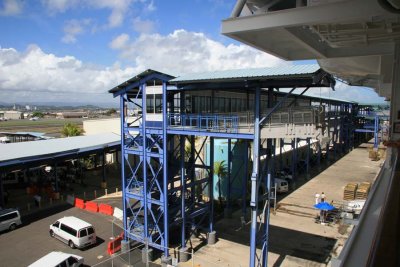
[109,69,175,97]
[0,133,120,172]
[170,63,335,90]
[222,0,400,99]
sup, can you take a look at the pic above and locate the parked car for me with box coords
[276,169,293,181]
[49,216,96,249]
[0,208,22,232]
[274,178,289,193]
[28,251,83,267]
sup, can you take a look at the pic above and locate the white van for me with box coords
[49,216,96,249]
[28,251,83,267]
[0,208,22,232]
[274,178,289,193]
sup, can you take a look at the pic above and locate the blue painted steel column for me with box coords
[242,141,249,217]
[306,138,310,179]
[262,173,271,267]
[280,138,283,170]
[209,137,215,232]
[162,81,169,256]
[120,95,128,240]
[141,83,149,241]
[54,162,58,192]
[374,115,379,149]
[291,139,296,181]
[250,86,261,267]
[227,139,232,211]
[180,135,186,249]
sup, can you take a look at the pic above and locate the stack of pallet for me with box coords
[356,182,371,199]
[343,183,358,200]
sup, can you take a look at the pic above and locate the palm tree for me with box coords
[214,160,228,208]
[61,123,84,137]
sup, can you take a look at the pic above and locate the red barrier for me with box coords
[75,198,85,209]
[99,203,114,216]
[85,201,98,213]
[107,235,123,255]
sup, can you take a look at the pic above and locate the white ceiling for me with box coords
[222,0,400,99]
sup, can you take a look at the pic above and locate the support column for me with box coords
[0,173,4,208]
[54,162,59,193]
[141,83,149,244]
[390,42,400,140]
[120,95,128,240]
[225,138,232,218]
[242,140,249,218]
[180,135,186,252]
[249,86,261,267]
[102,150,107,189]
[208,137,216,244]
[306,138,310,179]
[280,138,283,170]
[162,81,170,261]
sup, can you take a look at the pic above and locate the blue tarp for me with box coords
[314,202,335,210]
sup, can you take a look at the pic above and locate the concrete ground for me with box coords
[0,144,384,267]
[178,144,384,267]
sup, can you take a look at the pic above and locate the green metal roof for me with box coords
[170,64,321,83]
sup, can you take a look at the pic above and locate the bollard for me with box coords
[105,189,108,196]
[94,190,97,199]
[83,192,86,200]
[116,187,118,193]
[191,249,194,267]
[27,203,30,211]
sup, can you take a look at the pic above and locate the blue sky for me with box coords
[0,0,386,105]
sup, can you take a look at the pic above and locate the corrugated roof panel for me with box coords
[170,64,321,82]
[0,133,120,163]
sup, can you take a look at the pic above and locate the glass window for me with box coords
[68,257,78,265]
[79,229,87,237]
[68,256,78,266]
[87,227,95,235]
[53,221,60,228]
[0,212,18,222]
[58,261,67,267]
[155,94,162,113]
[146,94,154,113]
[60,224,77,237]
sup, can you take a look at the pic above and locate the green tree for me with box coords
[61,123,84,137]
[32,111,44,118]
[214,160,228,208]
[105,108,117,116]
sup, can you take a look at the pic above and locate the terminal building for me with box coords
[108,64,375,265]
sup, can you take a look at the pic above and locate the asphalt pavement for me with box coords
[0,197,154,267]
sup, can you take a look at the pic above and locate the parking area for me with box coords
[0,197,145,267]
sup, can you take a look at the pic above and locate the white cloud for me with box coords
[86,0,135,28]
[132,17,156,34]
[110,34,130,50]
[0,45,138,103]
[62,19,92,44]
[41,0,79,14]
[0,0,23,16]
[110,29,287,75]
[41,0,155,28]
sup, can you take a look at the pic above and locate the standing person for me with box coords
[321,192,326,202]
[315,192,320,205]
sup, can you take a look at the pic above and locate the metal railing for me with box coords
[167,113,239,133]
[167,107,319,133]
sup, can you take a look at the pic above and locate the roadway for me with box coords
[0,197,155,267]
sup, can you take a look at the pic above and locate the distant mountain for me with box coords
[0,101,118,110]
